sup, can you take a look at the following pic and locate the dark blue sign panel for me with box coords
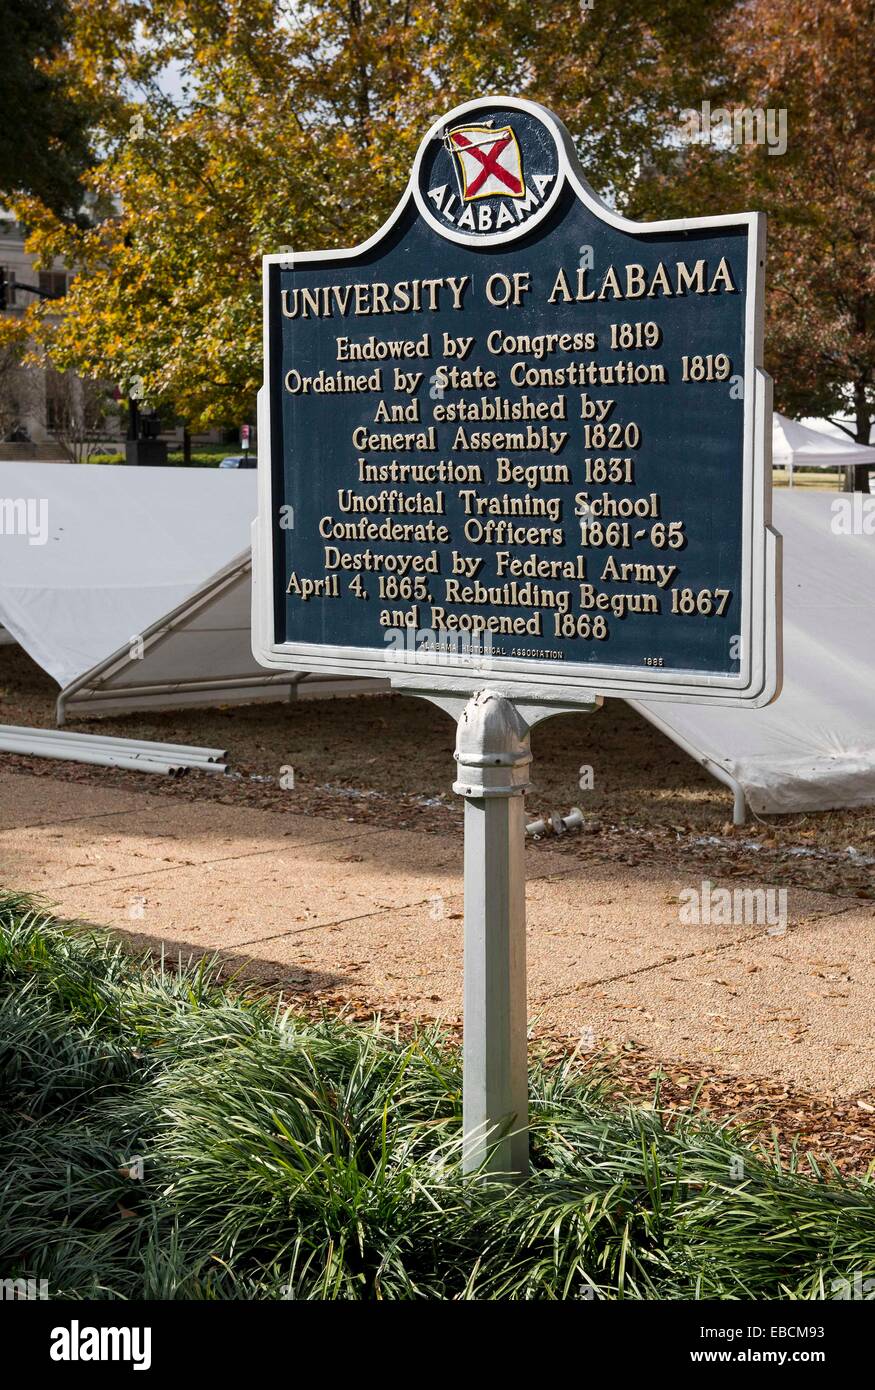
[255,97,779,706]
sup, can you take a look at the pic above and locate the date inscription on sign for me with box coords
[253,96,780,706]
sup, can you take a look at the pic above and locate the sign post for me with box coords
[456,690,532,1176]
[253,96,780,1177]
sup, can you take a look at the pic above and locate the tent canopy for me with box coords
[772,413,875,471]
[0,461,375,717]
[59,551,378,719]
[801,416,875,448]
[634,490,875,815]
[0,462,256,688]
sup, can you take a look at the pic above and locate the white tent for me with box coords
[633,490,875,818]
[60,551,383,720]
[0,462,374,720]
[59,551,294,720]
[801,416,875,447]
[772,412,875,482]
[0,462,258,688]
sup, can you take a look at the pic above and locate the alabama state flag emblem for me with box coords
[445,124,525,201]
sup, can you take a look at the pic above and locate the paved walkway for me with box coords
[2,769,872,1097]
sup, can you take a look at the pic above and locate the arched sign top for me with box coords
[412,96,566,247]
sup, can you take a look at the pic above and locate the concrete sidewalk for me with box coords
[1,768,872,1097]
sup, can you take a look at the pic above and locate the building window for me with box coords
[38,270,67,299]
[1,267,15,307]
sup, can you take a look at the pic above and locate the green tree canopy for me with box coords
[6,0,728,427]
[0,0,93,218]
[7,0,871,471]
[633,0,874,479]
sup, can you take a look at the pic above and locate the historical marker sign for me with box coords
[252,95,782,1176]
[253,96,780,706]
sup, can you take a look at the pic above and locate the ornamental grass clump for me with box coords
[1,890,873,1300]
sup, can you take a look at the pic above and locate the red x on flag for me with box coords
[448,125,525,200]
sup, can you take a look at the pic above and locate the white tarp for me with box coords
[633,490,875,814]
[0,462,256,688]
[59,551,294,719]
[773,413,875,472]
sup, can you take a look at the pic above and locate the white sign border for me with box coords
[253,95,781,709]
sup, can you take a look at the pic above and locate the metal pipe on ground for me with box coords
[0,725,229,775]
[0,725,227,764]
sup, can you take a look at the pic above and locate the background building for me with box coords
[0,214,90,456]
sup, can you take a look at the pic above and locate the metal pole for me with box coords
[453,689,531,1178]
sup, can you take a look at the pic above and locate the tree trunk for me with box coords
[844,380,871,493]
[183,425,191,466]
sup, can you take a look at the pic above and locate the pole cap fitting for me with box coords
[453,689,532,798]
